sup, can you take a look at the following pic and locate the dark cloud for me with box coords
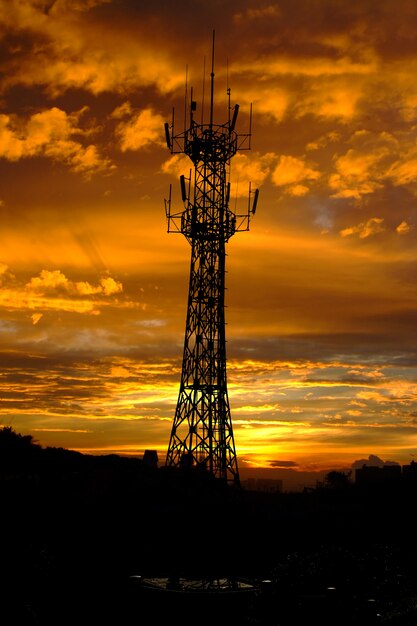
[228,333,417,364]
[269,460,299,468]
[352,455,401,470]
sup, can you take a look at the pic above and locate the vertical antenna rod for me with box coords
[201,56,206,126]
[210,30,215,130]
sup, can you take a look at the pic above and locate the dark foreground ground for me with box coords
[1,430,417,625]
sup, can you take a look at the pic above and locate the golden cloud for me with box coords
[357,391,388,403]
[233,4,281,23]
[307,132,341,151]
[330,159,382,198]
[0,263,14,286]
[328,131,397,198]
[161,154,191,179]
[239,86,290,123]
[31,313,43,325]
[110,101,133,120]
[50,0,112,12]
[0,107,113,176]
[0,1,184,96]
[287,184,309,197]
[229,152,275,198]
[271,155,320,192]
[2,349,416,468]
[231,54,376,80]
[385,148,417,186]
[26,269,123,297]
[327,129,417,199]
[116,107,165,151]
[0,268,124,315]
[396,221,412,235]
[231,59,371,122]
[339,217,385,239]
[297,80,363,120]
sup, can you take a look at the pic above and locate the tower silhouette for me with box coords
[164,37,259,485]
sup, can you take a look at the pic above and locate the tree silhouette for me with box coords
[0,426,40,473]
[324,470,352,490]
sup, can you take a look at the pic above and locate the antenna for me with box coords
[230,104,239,132]
[180,175,187,203]
[164,183,172,222]
[210,29,215,130]
[226,57,229,94]
[234,176,239,211]
[201,56,206,126]
[252,188,259,214]
[249,102,253,149]
[164,122,171,150]
[190,86,195,126]
[184,64,188,134]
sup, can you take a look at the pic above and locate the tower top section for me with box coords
[164,31,253,162]
[164,32,259,243]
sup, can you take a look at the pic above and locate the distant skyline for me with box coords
[1,0,417,475]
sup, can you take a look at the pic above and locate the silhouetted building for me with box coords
[355,464,401,486]
[242,478,283,493]
[402,460,417,481]
[143,450,158,469]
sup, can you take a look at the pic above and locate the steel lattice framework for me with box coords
[164,49,258,485]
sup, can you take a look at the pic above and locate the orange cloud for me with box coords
[1,1,184,96]
[357,391,388,403]
[327,129,417,199]
[0,263,14,286]
[229,152,275,198]
[31,313,43,325]
[51,0,112,12]
[161,154,191,179]
[271,155,320,194]
[235,84,290,123]
[26,269,123,297]
[340,217,385,239]
[0,107,113,176]
[233,4,281,23]
[385,148,417,186]
[296,79,364,120]
[307,132,341,151]
[231,56,372,122]
[328,131,397,198]
[396,221,412,235]
[116,107,165,151]
[0,268,124,315]
[231,54,376,80]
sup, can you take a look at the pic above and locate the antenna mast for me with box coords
[210,29,215,130]
[163,38,259,485]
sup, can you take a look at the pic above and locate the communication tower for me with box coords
[164,36,259,485]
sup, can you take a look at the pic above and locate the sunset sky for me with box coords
[1,0,417,479]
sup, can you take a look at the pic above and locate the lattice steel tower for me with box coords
[164,40,259,485]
